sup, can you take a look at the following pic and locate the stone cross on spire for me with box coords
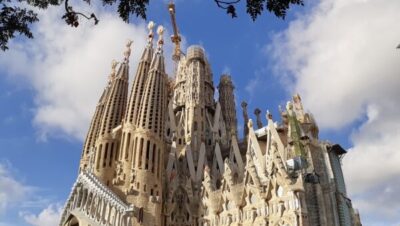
[124,39,133,63]
[254,108,263,129]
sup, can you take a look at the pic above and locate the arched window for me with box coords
[66,214,80,226]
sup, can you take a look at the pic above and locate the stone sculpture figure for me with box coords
[112,161,124,185]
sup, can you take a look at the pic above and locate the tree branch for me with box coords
[214,0,241,17]
[62,0,98,27]
[214,0,241,9]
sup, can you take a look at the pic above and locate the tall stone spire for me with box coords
[218,74,238,139]
[124,21,155,125]
[92,41,131,184]
[117,23,155,192]
[176,45,215,159]
[241,101,249,138]
[126,25,168,226]
[79,61,116,171]
[286,101,306,159]
[135,25,167,134]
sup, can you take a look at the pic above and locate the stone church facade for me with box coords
[59,21,362,226]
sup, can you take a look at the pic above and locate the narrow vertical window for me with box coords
[145,140,150,170]
[132,137,138,168]
[96,145,102,170]
[125,133,131,159]
[120,132,125,160]
[115,142,119,161]
[157,148,161,178]
[138,138,144,168]
[103,143,109,167]
[109,142,114,167]
[152,144,156,173]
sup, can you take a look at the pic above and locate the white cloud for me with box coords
[244,75,259,97]
[269,0,400,225]
[0,4,163,141]
[22,204,62,226]
[244,71,264,100]
[0,162,33,214]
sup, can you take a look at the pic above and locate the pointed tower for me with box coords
[124,22,155,126]
[125,26,168,226]
[92,41,131,185]
[172,45,216,162]
[116,22,155,190]
[218,74,238,140]
[79,61,117,171]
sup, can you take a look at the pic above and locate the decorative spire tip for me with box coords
[248,119,253,128]
[123,39,133,63]
[147,21,155,45]
[267,110,273,120]
[157,25,165,50]
[286,101,293,111]
[109,59,119,80]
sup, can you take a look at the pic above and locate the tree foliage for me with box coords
[0,0,59,50]
[0,0,303,51]
[214,0,303,20]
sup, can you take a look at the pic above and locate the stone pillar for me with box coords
[241,101,249,138]
[106,204,112,224]
[254,108,263,129]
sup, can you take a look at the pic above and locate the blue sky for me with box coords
[1,0,400,225]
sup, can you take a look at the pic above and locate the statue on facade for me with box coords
[223,158,233,185]
[112,161,124,185]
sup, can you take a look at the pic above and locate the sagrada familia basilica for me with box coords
[59,3,362,226]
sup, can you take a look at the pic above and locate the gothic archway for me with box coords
[63,214,80,226]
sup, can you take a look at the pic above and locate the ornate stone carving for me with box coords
[125,168,137,195]
[112,161,124,185]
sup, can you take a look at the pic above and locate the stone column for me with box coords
[113,209,119,226]
[254,108,263,129]
[241,101,249,138]
[81,189,88,210]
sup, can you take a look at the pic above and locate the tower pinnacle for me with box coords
[156,25,165,51]
[123,39,133,63]
[124,24,155,125]
[108,59,119,81]
[147,21,155,46]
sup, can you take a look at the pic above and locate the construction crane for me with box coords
[168,1,182,63]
